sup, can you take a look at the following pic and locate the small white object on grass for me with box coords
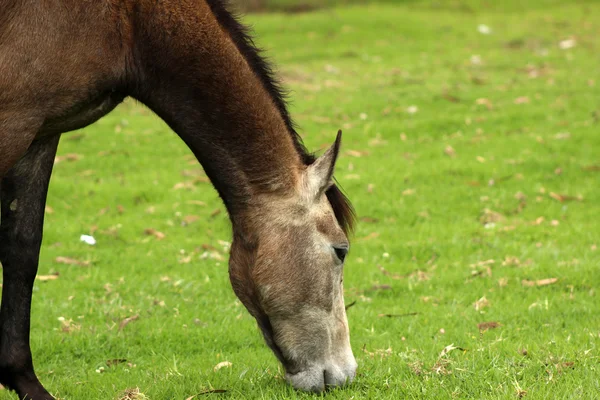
[477,24,491,35]
[213,361,232,371]
[406,105,418,114]
[80,234,96,246]
[559,38,576,50]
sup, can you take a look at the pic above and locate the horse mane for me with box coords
[204,0,355,235]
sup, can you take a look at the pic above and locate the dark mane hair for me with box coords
[204,0,355,234]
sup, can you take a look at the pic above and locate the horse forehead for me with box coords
[261,195,336,225]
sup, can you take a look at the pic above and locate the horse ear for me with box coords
[304,130,342,200]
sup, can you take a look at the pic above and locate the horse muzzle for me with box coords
[285,359,358,392]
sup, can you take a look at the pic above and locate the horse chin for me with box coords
[285,361,357,393]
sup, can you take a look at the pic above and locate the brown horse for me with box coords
[0,0,357,398]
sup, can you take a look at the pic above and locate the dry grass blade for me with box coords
[522,278,558,287]
[213,361,232,371]
[439,343,463,358]
[514,96,530,104]
[480,208,504,225]
[119,387,148,400]
[55,256,90,267]
[187,200,207,206]
[474,296,490,311]
[475,98,493,109]
[582,165,600,171]
[345,149,369,157]
[362,345,393,358]
[55,153,82,163]
[37,272,59,281]
[477,321,502,331]
[173,181,196,190]
[181,168,206,177]
[378,265,403,279]
[182,215,200,225]
[431,358,452,375]
[144,228,166,240]
[442,92,460,103]
[186,389,228,398]
[549,192,583,202]
[378,312,419,318]
[408,360,424,375]
[119,315,140,332]
[370,284,392,291]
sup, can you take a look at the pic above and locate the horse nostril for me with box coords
[323,368,339,389]
[323,369,328,387]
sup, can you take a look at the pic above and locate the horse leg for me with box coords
[0,134,60,400]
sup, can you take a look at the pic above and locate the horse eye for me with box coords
[333,245,348,263]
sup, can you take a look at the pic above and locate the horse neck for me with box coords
[130,0,303,220]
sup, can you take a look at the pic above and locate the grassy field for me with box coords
[2,0,600,399]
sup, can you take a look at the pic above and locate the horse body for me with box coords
[0,1,356,398]
[0,1,128,176]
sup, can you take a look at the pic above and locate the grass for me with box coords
[2,0,600,398]
[229,0,400,13]
[230,0,597,13]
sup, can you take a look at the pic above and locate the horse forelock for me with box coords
[326,184,355,237]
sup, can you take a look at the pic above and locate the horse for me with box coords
[0,1,357,398]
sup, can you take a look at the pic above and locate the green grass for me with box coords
[2,1,600,398]
[232,0,596,13]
